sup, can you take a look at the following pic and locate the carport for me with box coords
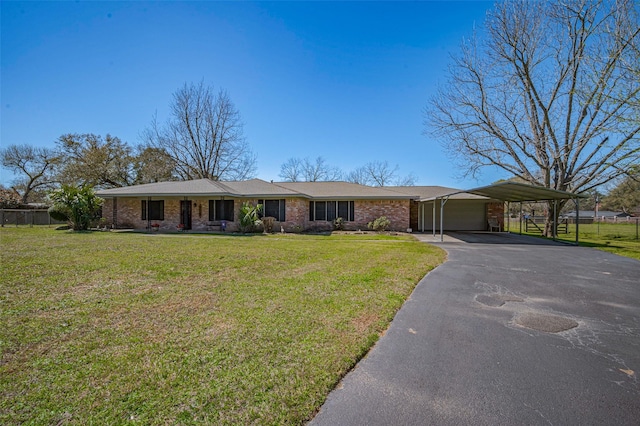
[421,182,587,243]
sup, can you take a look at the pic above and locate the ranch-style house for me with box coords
[96,178,504,233]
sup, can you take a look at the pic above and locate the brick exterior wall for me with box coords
[352,199,410,231]
[409,200,419,231]
[486,201,505,231]
[102,198,114,226]
[102,196,411,232]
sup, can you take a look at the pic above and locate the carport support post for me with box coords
[519,202,523,235]
[433,199,436,238]
[440,196,449,242]
[553,200,558,241]
[575,197,580,246]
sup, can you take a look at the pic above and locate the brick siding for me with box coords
[486,202,505,230]
[102,196,411,232]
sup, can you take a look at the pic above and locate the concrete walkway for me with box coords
[309,232,640,425]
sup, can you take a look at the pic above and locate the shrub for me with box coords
[0,188,22,208]
[262,216,276,233]
[367,216,391,232]
[48,204,70,222]
[49,185,103,231]
[333,217,345,231]
[238,202,262,233]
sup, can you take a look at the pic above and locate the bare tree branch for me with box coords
[426,0,640,234]
[143,81,256,181]
[1,144,59,203]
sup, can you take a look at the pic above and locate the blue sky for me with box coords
[1,0,504,188]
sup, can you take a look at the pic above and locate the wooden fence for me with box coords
[0,209,65,227]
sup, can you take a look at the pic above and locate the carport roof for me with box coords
[462,182,587,202]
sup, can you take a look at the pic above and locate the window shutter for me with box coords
[279,199,286,222]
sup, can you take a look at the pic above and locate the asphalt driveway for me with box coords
[309,232,640,425]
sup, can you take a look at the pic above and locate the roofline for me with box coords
[464,182,588,202]
[96,192,298,198]
[97,192,413,200]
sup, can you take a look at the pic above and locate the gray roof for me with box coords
[273,181,412,199]
[465,182,586,202]
[102,179,562,202]
[388,186,489,201]
[96,179,412,199]
[96,179,229,197]
[219,179,299,197]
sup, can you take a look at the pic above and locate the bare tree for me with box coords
[279,156,342,181]
[344,167,371,185]
[345,161,415,186]
[279,157,304,182]
[56,133,134,189]
[394,173,417,186]
[1,144,59,203]
[364,161,398,186]
[427,0,640,234]
[144,81,256,181]
[302,157,342,181]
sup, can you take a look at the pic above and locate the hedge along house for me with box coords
[96,179,417,232]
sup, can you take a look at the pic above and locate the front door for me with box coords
[180,200,192,230]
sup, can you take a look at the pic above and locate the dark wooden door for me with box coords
[180,201,192,230]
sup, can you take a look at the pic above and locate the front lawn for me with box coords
[0,228,444,425]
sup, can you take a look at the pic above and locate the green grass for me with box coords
[507,220,640,260]
[0,227,445,425]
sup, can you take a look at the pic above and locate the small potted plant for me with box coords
[177,223,185,231]
[150,223,160,231]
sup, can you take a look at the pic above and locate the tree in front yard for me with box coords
[426,0,640,236]
[143,81,257,181]
[49,185,103,231]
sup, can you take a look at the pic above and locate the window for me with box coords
[209,200,234,221]
[309,201,355,221]
[141,200,164,221]
[314,201,326,221]
[258,199,286,221]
